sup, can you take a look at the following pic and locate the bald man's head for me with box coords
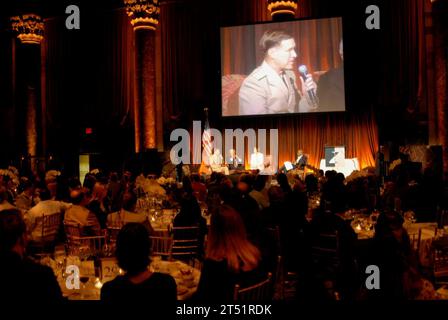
[70,189,85,205]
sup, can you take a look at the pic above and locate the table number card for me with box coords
[99,257,120,283]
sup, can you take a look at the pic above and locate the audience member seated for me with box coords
[363,210,417,300]
[173,180,206,232]
[305,174,319,195]
[191,174,207,203]
[82,173,97,197]
[249,175,270,210]
[107,191,152,233]
[0,186,16,212]
[205,172,226,214]
[0,209,63,302]
[320,171,347,214]
[194,205,265,301]
[284,182,311,271]
[230,174,263,246]
[345,176,370,210]
[87,181,110,229]
[310,206,358,300]
[0,174,16,204]
[64,189,101,235]
[55,174,71,203]
[277,173,292,196]
[107,172,124,212]
[68,176,82,193]
[101,223,177,304]
[14,179,35,211]
[24,187,71,243]
[173,177,207,246]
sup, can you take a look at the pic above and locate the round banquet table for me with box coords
[61,259,200,301]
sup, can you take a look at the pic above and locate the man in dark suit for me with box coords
[279,149,308,173]
[294,149,308,169]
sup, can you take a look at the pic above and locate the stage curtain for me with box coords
[42,10,134,133]
[41,8,135,170]
[221,110,379,173]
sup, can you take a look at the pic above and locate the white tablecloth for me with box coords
[61,259,200,301]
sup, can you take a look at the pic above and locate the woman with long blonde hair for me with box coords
[195,204,263,301]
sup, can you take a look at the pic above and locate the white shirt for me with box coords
[25,200,72,242]
[209,153,224,166]
[250,152,265,170]
[64,204,101,233]
[239,61,298,115]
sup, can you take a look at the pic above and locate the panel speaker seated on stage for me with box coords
[279,149,308,173]
[249,147,265,171]
[209,149,229,175]
[226,148,244,171]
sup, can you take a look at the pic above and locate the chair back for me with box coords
[409,228,422,253]
[150,235,173,258]
[233,273,273,301]
[311,231,340,271]
[41,212,62,242]
[64,221,83,238]
[107,225,122,243]
[432,242,448,285]
[171,225,201,260]
[64,221,106,257]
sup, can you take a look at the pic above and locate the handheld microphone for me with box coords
[298,65,319,108]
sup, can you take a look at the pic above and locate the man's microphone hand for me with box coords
[299,73,317,96]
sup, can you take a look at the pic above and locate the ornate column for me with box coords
[267,0,298,21]
[432,0,448,175]
[124,0,160,152]
[10,14,44,171]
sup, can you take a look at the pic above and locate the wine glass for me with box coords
[78,245,91,262]
[79,266,90,299]
[54,246,66,279]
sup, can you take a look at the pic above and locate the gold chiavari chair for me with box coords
[150,235,174,259]
[106,225,122,252]
[171,225,201,264]
[233,273,273,301]
[63,221,106,257]
[29,212,63,255]
[432,241,448,286]
[409,228,423,254]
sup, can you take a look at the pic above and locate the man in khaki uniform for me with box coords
[239,30,317,115]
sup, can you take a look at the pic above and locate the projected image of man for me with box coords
[238,30,317,115]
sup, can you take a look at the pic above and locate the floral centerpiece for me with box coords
[345,169,369,184]
[0,167,20,190]
[156,176,176,186]
[135,174,167,197]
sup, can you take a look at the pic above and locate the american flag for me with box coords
[202,108,213,165]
